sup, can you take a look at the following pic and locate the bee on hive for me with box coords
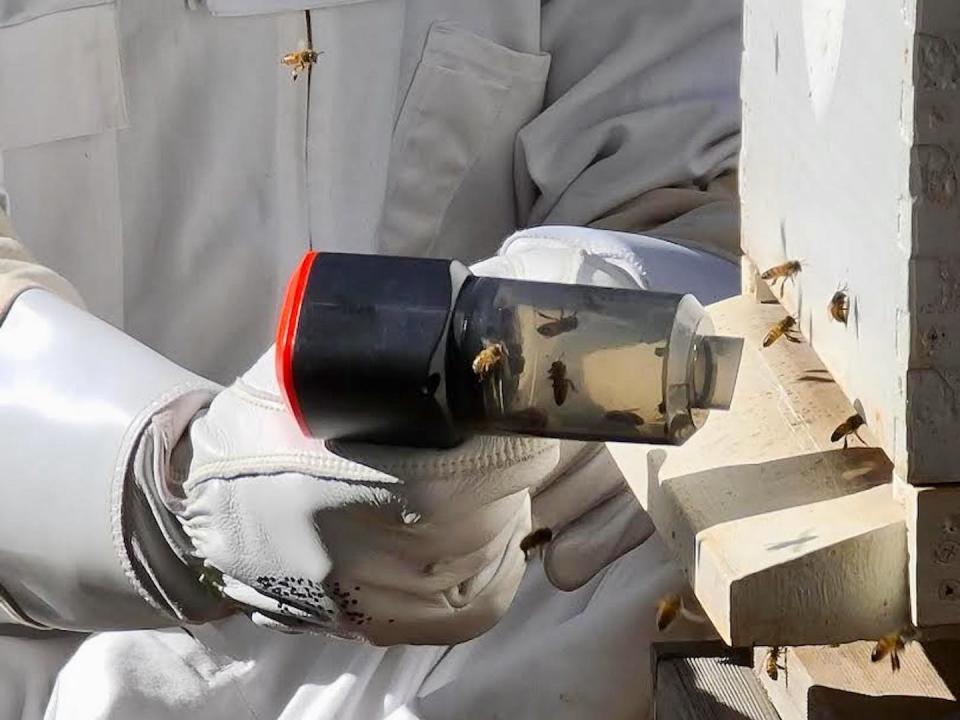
[830,414,866,449]
[763,315,802,348]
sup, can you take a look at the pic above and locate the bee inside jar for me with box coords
[547,360,576,406]
[472,340,508,382]
[535,310,578,338]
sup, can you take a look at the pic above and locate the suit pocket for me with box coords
[376,22,550,261]
[0,2,127,151]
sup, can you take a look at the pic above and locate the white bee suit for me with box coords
[0,0,741,716]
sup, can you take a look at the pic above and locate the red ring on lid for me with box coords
[276,250,319,437]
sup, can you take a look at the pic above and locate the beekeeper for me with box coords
[0,0,742,717]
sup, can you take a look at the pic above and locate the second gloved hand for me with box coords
[165,348,560,646]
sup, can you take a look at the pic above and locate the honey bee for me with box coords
[603,409,645,428]
[656,593,682,631]
[762,315,802,348]
[520,527,553,560]
[536,310,578,338]
[764,646,785,681]
[281,42,321,81]
[871,629,917,672]
[761,260,802,296]
[507,406,549,431]
[830,413,866,449]
[828,287,850,324]
[472,341,508,381]
[547,360,576,406]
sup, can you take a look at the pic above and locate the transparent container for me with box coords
[447,277,742,445]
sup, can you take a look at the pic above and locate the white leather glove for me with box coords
[167,349,561,646]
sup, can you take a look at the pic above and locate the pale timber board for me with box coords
[742,0,960,485]
[740,0,913,481]
[655,643,781,720]
[754,642,960,720]
[608,296,909,646]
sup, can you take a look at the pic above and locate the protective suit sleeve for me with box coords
[0,205,84,318]
[520,0,741,240]
[0,288,229,631]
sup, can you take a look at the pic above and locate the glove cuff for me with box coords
[0,289,223,630]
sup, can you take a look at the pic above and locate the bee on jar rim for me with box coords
[764,646,785,681]
[763,315,802,348]
[547,360,576,406]
[536,310,578,338]
[830,413,866,449]
[520,527,553,560]
[761,260,802,296]
[828,285,850,324]
[871,628,919,672]
[472,340,508,382]
[281,41,321,81]
[602,409,645,428]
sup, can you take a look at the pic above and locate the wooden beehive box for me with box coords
[740,0,960,487]
[738,0,960,630]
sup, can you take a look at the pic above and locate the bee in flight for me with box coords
[547,360,576,406]
[761,260,802,296]
[520,527,553,560]
[281,40,321,81]
[536,310,578,338]
[603,409,645,428]
[763,315,802,348]
[830,413,865,449]
[828,285,850,324]
[656,592,706,631]
[656,593,682,631]
[472,340,508,382]
[764,646,785,681]
[871,628,918,672]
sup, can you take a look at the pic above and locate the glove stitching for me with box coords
[232,378,286,411]
[187,441,557,487]
[500,234,648,288]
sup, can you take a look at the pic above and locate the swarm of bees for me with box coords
[520,527,553,560]
[871,627,919,672]
[831,413,866,449]
[281,43,321,81]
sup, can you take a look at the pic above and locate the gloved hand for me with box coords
[165,348,561,646]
